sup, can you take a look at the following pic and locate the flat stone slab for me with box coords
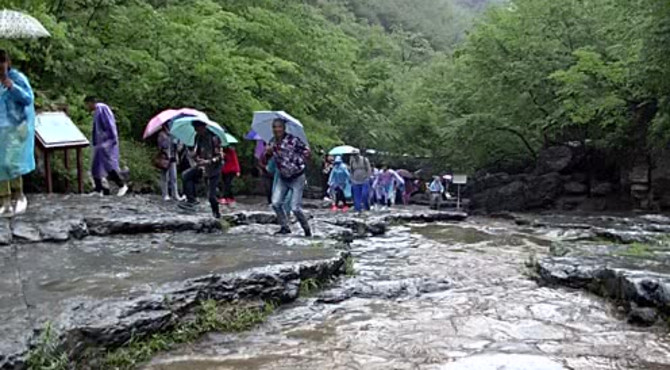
[537,256,670,325]
[0,232,346,369]
[1,195,468,245]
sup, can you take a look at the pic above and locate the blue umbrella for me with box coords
[251,111,308,145]
[170,117,228,147]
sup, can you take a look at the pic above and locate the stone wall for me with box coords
[467,143,670,213]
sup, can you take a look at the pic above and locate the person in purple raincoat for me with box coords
[84,96,128,196]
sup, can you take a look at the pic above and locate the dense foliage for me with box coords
[1,0,668,184]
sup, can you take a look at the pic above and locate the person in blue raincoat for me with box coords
[84,96,129,197]
[0,50,35,217]
[267,157,292,215]
[328,156,351,211]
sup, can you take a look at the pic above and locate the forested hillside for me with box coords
[1,0,669,186]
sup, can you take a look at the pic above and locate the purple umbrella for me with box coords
[245,130,263,141]
[245,130,266,159]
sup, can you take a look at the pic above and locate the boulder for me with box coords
[591,182,614,197]
[476,181,526,212]
[470,172,511,193]
[564,182,588,195]
[536,146,573,174]
[525,172,563,209]
[628,304,658,326]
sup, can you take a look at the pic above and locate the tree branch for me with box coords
[491,127,537,160]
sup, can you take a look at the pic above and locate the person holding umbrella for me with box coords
[178,120,224,218]
[0,49,35,217]
[263,118,311,236]
[156,125,185,201]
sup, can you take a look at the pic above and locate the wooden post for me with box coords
[44,149,53,193]
[457,184,461,211]
[63,149,70,193]
[76,147,84,194]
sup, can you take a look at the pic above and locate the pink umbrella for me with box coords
[142,108,208,139]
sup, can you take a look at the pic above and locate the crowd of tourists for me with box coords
[320,152,454,213]
[0,48,454,236]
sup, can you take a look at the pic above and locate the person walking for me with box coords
[156,126,184,201]
[264,118,311,236]
[321,154,334,200]
[328,156,351,211]
[219,146,241,205]
[429,176,445,210]
[349,150,371,213]
[178,121,224,218]
[0,50,35,217]
[402,178,418,205]
[84,96,129,197]
[268,157,292,215]
[373,165,404,210]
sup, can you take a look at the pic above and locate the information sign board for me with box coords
[35,112,89,149]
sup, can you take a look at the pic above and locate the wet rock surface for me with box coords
[0,195,468,369]
[147,215,670,370]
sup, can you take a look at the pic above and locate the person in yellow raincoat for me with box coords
[0,50,35,217]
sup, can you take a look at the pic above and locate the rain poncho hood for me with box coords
[0,68,35,181]
[91,103,121,178]
[329,161,351,198]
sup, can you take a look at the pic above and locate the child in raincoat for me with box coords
[328,156,351,211]
[0,50,35,217]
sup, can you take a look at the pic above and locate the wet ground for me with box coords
[146,217,670,370]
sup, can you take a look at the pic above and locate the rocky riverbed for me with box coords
[145,212,670,370]
[0,195,466,369]
[2,195,670,370]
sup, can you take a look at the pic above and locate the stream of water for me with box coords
[145,217,670,370]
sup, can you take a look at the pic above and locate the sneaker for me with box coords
[330,205,338,212]
[176,194,186,202]
[227,198,236,205]
[117,185,129,197]
[274,227,292,235]
[218,198,229,205]
[303,228,312,237]
[342,206,349,212]
[163,196,172,202]
[87,191,104,197]
[13,196,28,215]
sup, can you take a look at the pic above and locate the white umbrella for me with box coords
[251,111,308,145]
[0,10,50,39]
[329,145,359,156]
